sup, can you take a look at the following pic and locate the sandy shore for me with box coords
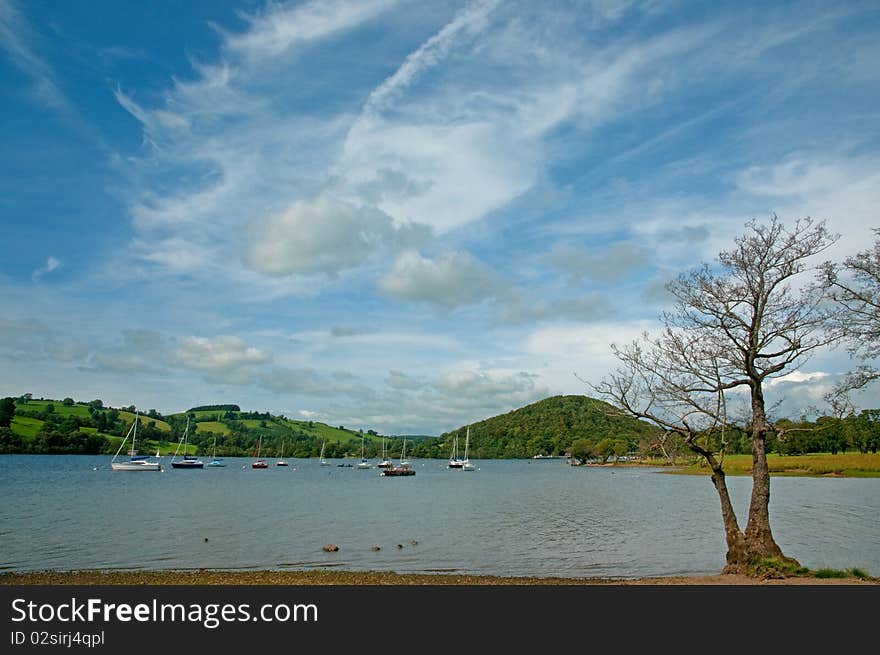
[1,569,875,585]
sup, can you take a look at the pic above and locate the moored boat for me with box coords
[111,412,161,472]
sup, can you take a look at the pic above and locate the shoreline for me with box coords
[1,569,875,586]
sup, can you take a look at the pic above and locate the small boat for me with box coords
[319,439,329,466]
[377,437,392,468]
[276,440,288,466]
[111,412,161,471]
[381,437,415,476]
[171,416,204,469]
[252,435,268,469]
[448,432,464,469]
[381,465,416,477]
[206,434,226,467]
[356,432,372,469]
[462,427,476,471]
[400,436,410,467]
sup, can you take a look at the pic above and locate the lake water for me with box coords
[1,455,877,578]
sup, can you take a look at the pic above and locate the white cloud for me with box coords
[340,119,538,232]
[363,0,499,115]
[378,249,507,307]
[226,0,398,60]
[172,335,271,372]
[0,0,68,111]
[735,155,880,257]
[767,370,830,387]
[31,256,60,280]
[244,195,431,277]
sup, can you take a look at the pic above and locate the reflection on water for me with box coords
[0,455,877,577]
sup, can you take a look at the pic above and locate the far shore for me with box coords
[1,569,875,586]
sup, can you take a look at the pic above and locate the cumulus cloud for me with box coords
[767,370,830,387]
[172,335,271,372]
[244,195,431,277]
[378,249,507,308]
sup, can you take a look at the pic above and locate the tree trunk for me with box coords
[709,466,748,571]
[743,387,797,564]
[690,445,748,570]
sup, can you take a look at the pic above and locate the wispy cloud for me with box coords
[31,256,60,280]
[225,0,398,60]
[0,0,69,111]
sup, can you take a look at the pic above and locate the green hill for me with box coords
[435,395,662,459]
[3,393,659,459]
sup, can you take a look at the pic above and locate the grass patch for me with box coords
[753,557,810,578]
[195,421,230,435]
[118,411,170,432]
[666,452,880,478]
[813,568,848,579]
[11,416,43,438]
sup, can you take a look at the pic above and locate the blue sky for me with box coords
[2,0,878,434]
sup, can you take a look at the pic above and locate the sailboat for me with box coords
[206,434,226,467]
[319,439,329,466]
[462,427,476,471]
[377,436,392,468]
[171,416,203,469]
[356,432,372,469]
[381,435,415,476]
[111,412,161,471]
[276,440,288,466]
[252,435,268,469]
[448,432,464,468]
[400,436,410,467]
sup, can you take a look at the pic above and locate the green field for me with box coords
[195,421,230,435]
[276,417,374,444]
[10,416,42,438]
[16,400,92,419]
[118,411,171,431]
[665,452,880,477]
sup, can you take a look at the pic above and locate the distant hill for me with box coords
[2,393,659,459]
[436,395,662,459]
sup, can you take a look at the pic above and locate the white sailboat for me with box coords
[448,432,463,468]
[377,436,392,468]
[171,416,203,469]
[206,434,225,467]
[252,435,268,469]
[400,436,410,467]
[276,440,288,466]
[462,426,476,471]
[357,432,372,469]
[111,412,161,471]
[319,439,329,466]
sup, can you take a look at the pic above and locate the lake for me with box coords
[1,455,877,578]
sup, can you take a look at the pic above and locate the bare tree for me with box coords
[593,217,840,573]
[822,229,880,395]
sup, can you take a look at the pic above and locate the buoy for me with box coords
[204,537,209,543]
